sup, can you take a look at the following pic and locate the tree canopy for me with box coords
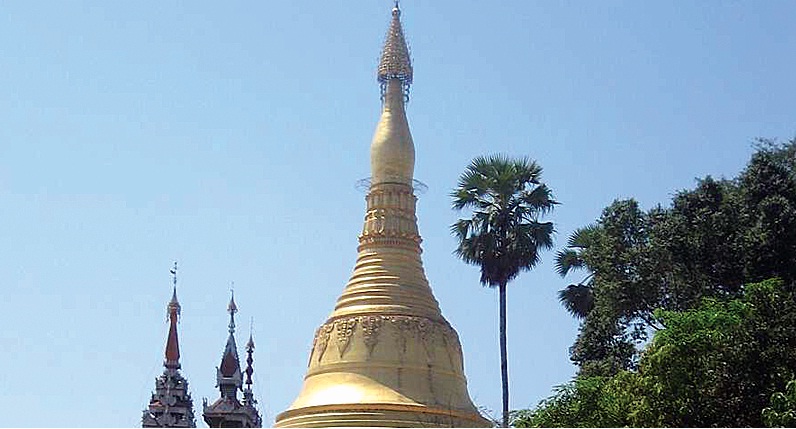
[517,278,796,427]
[524,138,796,427]
[451,154,556,289]
[561,139,796,376]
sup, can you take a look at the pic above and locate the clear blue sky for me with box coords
[1,1,794,426]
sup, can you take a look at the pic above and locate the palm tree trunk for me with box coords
[499,281,509,427]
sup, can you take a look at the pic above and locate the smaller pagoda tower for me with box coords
[202,291,262,428]
[142,263,197,428]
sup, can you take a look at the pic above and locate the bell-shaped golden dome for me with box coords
[274,4,490,427]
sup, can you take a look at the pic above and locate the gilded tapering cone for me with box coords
[274,5,490,427]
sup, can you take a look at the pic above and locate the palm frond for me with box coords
[450,219,472,241]
[530,221,555,251]
[518,184,558,215]
[558,283,595,319]
[567,224,599,248]
[555,249,583,277]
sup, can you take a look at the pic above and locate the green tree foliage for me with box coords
[640,278,796,426]
[519,278,796,427]
[562,139,796,376]
[519,139,796,427]
[568,199,660,375]
[763,379,796,427]
[512,374,644,428]
[451,155,556,427]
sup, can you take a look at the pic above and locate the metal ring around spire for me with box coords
[355,177,427,195]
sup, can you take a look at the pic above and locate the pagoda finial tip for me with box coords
[167,261,181,317]
[164,262,182,370]
[227,285,237,334]
[246,317,255,350]
[228,284,237,314]
[378,0,413,91]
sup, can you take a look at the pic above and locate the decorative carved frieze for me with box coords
[366,186,417,211]
[357,182,424,250]
[336,318,358,357]
[361,316,383,357]
[362,208,419,238]
[358,235,422,250]
[309,315,462,364]
[388,315,414,358]
[416,318,435,362]
[313,324,334,364]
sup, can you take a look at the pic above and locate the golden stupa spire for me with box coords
[370,0,416,188]
[378,1,413,90]
[274,4,489,427]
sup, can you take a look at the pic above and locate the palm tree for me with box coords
[451,155,556,428]
[555,225,598,319]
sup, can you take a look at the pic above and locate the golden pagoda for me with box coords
[274,3,490,428]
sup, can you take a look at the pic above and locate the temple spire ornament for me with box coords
[165,263,181,371]
[142,262,197,428]
[370,0,416,188]
[242,323,256,408]
[275,4,489,427]
[202,290,262,428]
[228,287,237,334]
[378,0,413,99]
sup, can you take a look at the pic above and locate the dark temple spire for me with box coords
[203,289,262,427]
[164,262,181,371]
[142,262,196,428]
[243,323,256,407]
